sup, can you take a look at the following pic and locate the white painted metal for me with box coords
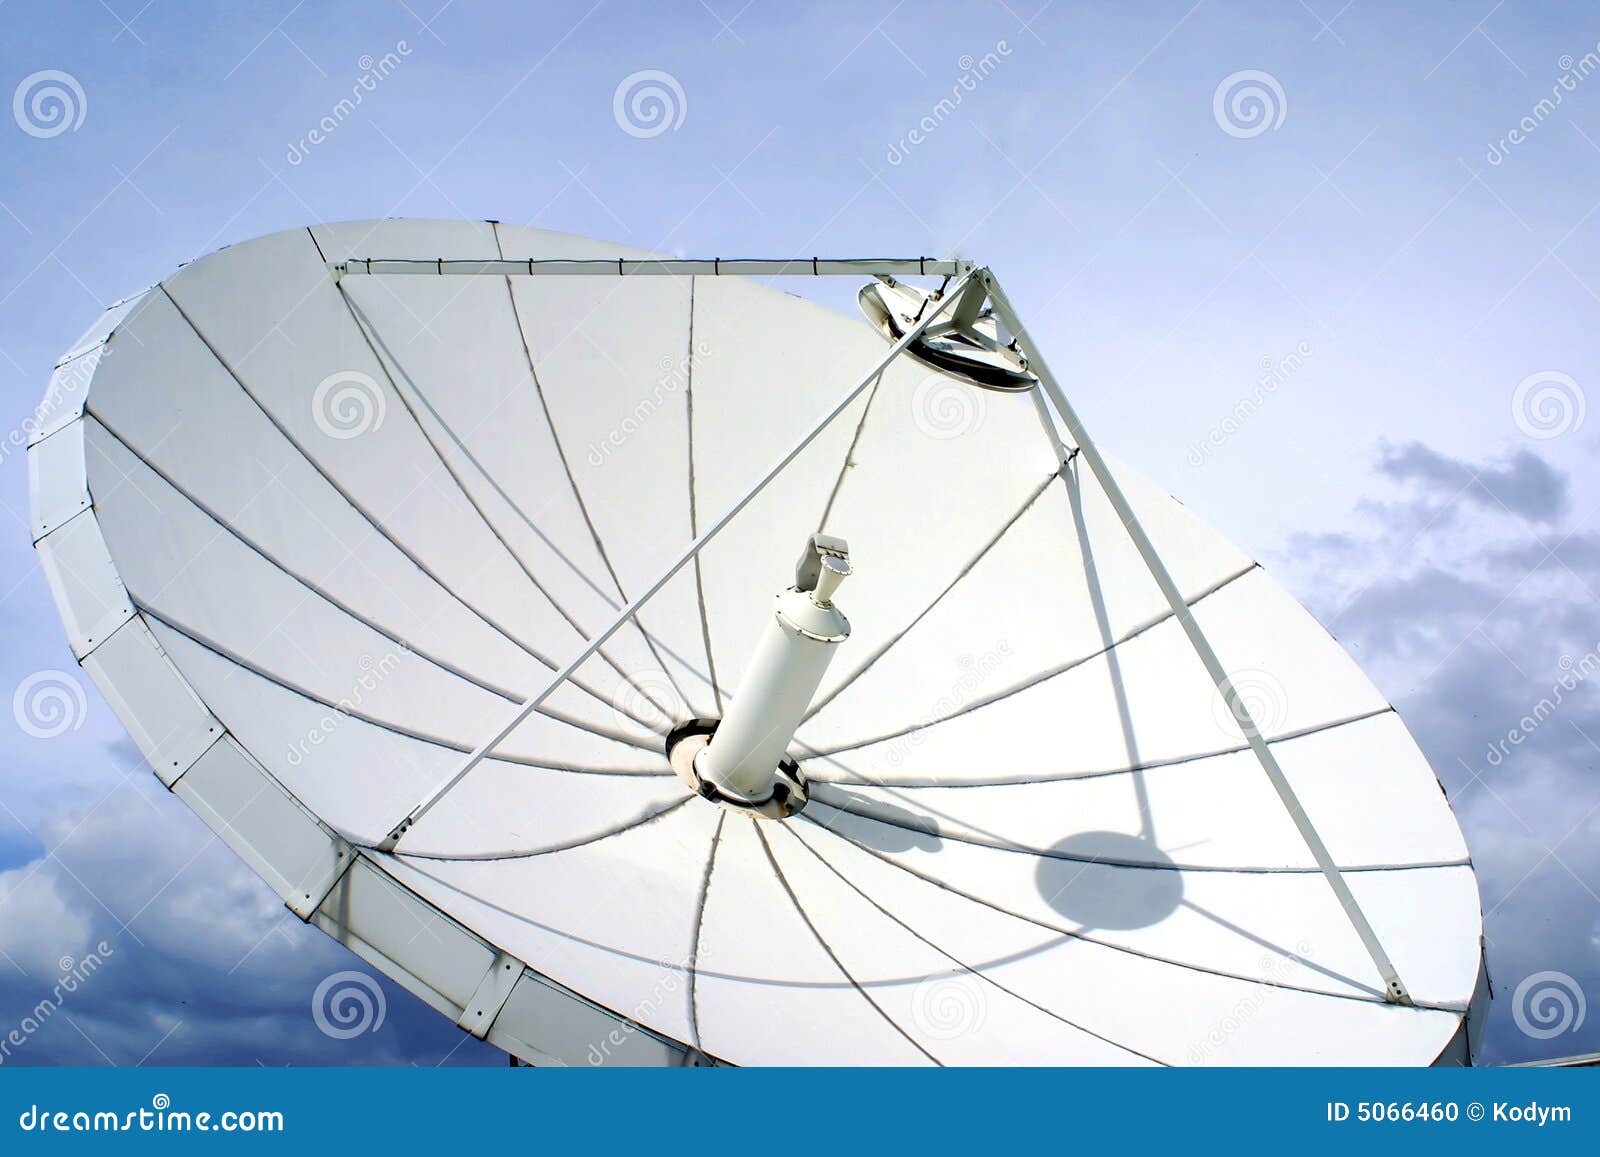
[28,220,1483,1066]
[339,256,970,278]
[787,817,1467,1065]
[807,711,1470,869]
[458,952,523,1039]
[696,565,851,801]
[386,267,979,849]
[34,504,134,658]
[983,269,1412,1005]
[27,420,90,540]
[489,969,691,1067]
[314,857,496,1011]
[171,735,350,918]
[82,619,222,787]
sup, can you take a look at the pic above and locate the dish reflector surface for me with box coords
[29,220,1481,1065]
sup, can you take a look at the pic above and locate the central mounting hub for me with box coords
[667,719,809,820]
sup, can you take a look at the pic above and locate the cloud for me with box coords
[1276,441,1600,1065]
[1376,441,1570,525]
[1328,566,1500,665]
[1490,531,1600,585]
[0,768,501,1066]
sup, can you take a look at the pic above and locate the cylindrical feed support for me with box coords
[694,538,852,803]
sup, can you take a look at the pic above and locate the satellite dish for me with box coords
[28,219,1483,1066]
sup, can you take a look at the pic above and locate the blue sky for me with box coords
[1,0,1597,1065]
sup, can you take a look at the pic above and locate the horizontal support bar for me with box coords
[336,257,970,278]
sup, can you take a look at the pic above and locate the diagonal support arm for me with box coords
[981,268,1413,1006]
[377,268,980,852]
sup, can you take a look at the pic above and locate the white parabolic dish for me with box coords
[27,219,1484,1066]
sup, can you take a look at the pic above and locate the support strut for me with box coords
[980,268,1412,1006]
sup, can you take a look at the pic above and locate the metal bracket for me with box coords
[457,952,522,1039]
[289,838,358,921]
[795,533,850,594]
